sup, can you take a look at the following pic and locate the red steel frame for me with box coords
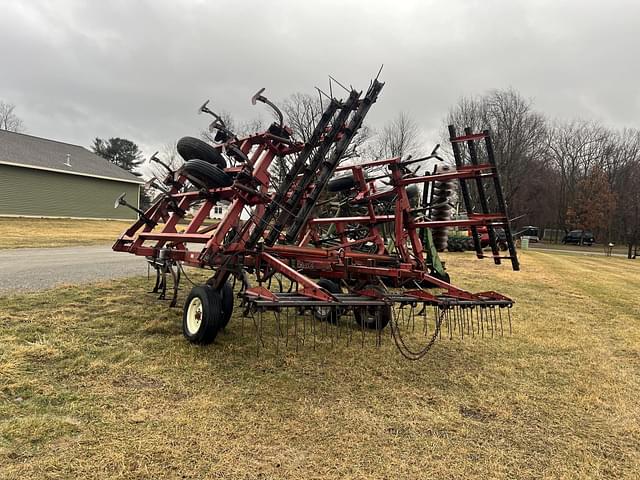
[114,121,515,308]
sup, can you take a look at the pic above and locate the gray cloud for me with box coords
[1,0,638,160]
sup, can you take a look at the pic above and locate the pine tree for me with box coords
[92,137,144,176]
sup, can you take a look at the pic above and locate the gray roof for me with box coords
[0,130,144,184]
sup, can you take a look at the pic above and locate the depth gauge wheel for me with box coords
[182,285,223,344]
[353,286,391,330]
[312,279,342,324]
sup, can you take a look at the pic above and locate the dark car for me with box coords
[562,230,595,246]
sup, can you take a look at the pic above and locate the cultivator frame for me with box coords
[113,77,519,357]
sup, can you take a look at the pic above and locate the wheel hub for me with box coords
[186,297,203,334]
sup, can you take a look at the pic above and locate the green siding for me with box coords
[0,164,140,220]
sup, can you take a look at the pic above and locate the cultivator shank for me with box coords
[113,76,519,359]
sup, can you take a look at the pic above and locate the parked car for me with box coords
[562,229,595,246]
[514,226,540,242]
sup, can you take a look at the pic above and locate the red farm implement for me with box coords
[113,77,519,359]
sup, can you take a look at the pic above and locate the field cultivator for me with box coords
[113,77,519,359]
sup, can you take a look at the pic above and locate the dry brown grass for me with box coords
[1,251,639,479]
[0,217,131,249]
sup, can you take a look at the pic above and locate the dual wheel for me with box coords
[182,281,234,344]
[312,279,391,330]
[176,136,233,189]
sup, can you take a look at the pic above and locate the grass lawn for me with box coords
[1,251,639,478]
[0,217,132,249]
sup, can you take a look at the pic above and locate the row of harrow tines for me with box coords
[113,77,519,359]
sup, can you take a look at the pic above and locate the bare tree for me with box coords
[0,101,24,132]
[446,88,551,226]
[280,92,323,142]
[546,120,613,227]
[370,112,422,159]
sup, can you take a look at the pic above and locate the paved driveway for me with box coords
[0,245,146,294]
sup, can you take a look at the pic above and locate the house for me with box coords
[0,130,143,220]
[210,203,229,220]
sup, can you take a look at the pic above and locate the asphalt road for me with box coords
[0,245,147,294]
[527,245,629,258]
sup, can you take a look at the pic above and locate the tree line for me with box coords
[4,90,638,250]
[445,88,639,248]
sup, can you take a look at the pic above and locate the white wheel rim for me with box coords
[186,297,203,334]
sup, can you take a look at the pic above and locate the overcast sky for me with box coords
[1,0,638,162]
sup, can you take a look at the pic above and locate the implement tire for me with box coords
[177,136,226,168]
[182,159,233,189]
[353,286,391,330]
[183,285,223,344]
[219,281,234,329]
[327,174,357,192]
[312,279,341,324]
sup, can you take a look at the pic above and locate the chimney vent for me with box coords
[65,154,71,167]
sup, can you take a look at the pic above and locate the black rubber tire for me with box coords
[182,285,223,344]
[312,279,341,324]
[353,287,391,330]
[182,159,233,189]
[327,174,358,192]
[177,136,226,168]
[219,281,234,329]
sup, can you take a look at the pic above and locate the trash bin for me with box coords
[521,236,530,250]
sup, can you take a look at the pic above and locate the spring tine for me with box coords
[169,265,180,308]
[294,308,299,352]
[302,308,307,347]
[492,307,498,336]
[479,308,484,338]
[158,267,167,300]
[313,311,317,351]
[252,310,259,357]
[492,307,497,337]
[259,310,265,349]
[285,308,290,347]
[412,304,417,333]
[508,308,512,335]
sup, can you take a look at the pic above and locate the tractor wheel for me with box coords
[177,136,226,168]
[182,159,233,189]
[353,287,391,330]
[327,174,357,192]
[182,285,223,344]
[312,279,341,324]
[219,281,234,329]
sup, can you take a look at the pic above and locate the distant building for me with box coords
[210,203,229,220]
[0,130,143,220]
